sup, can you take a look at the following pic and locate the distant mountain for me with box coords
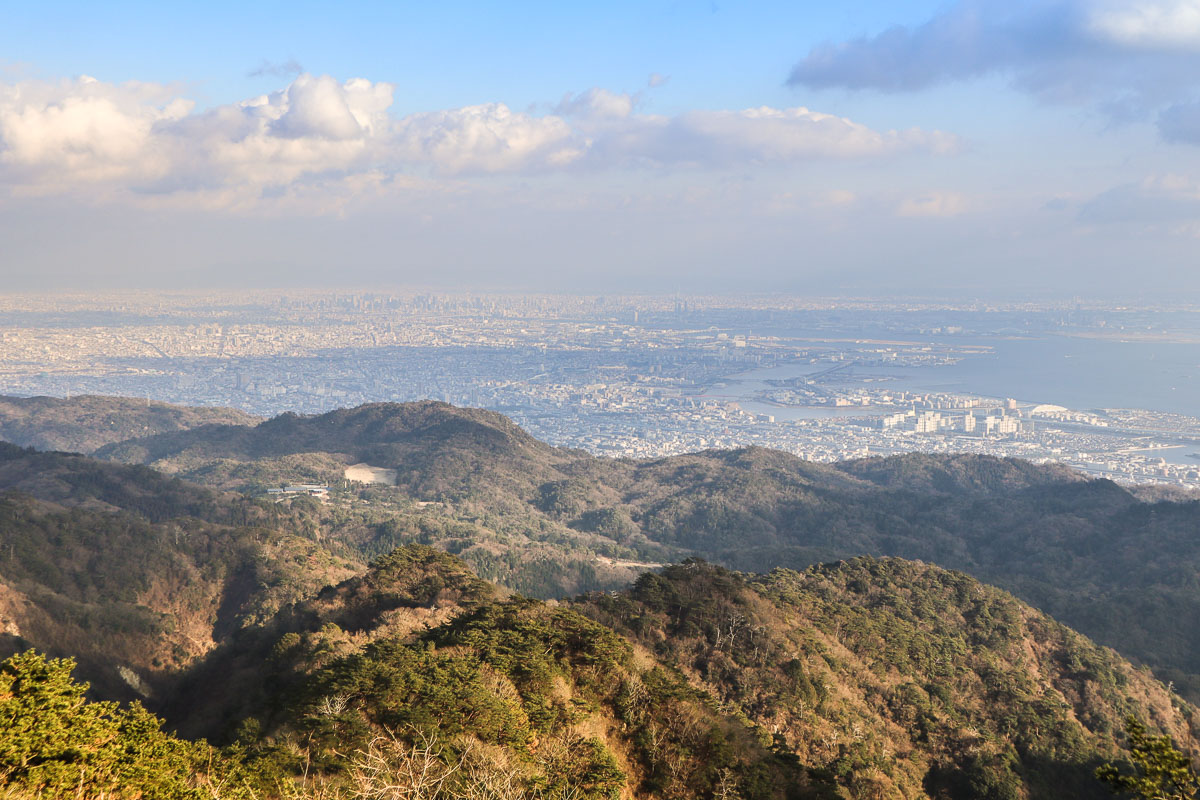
[96,400,579,497]
[836,451,1086,494]
[0,394,259,453]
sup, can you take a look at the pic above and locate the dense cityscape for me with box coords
[3,290,1199,489]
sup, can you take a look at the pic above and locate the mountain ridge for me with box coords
[0,394,259,453]
[0,396,1198,796]
[5,396,1200,704]
[161,546,1200,800]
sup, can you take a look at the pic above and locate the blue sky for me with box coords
[2,0,1200,295]
[4,2,947,112]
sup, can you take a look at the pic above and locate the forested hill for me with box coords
[836,451,1087,494]
[578,556,1198,799]
[95,400,583,498]
[97,400,556,465]
[0,442,358,701]
[45,398,1200,702]
[0,394,259,453]
[0,396,1199,796]
[8,546,1195,799]
[5,397,1200,704]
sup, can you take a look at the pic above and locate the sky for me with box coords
[2,0,1200,296]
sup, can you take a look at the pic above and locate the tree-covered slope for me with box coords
[0,650,265,800]
[1,539,1197,799]
[0,394,259,453]
[7,398,1200,704]
[160,544,832,800]
[162,545,499,740]
[834,452,1086,495]
[152,547,1197,800]
[0,443,358,702]
[96,400,579,497]
[583,557,1198,799]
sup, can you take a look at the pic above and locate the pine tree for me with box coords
[1097,717,1200,800]
[0,650,258,799]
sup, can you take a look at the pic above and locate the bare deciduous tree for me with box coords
[345,728,460,800]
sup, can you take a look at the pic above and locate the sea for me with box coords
[719,334,1200,419]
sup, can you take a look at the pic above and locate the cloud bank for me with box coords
[0,73,957,207]
[788,0,1200,138]
[1081,172,1200,234]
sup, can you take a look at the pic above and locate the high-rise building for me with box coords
[996,416,1021,434]
[914,411,942,433]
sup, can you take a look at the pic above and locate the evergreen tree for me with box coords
[0,650,256,799]
[1097,717,1200,800]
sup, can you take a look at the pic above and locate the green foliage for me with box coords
[0,650,258,799]
[294,596,633,754]
[432,600,631,684]
[269,601,638,800]
[1,535,1190,800]
[585,556,1198,800]
[538,734,626,800]
[303,637,534,749]
[213,561,828,800]
[1097,717,1200,799]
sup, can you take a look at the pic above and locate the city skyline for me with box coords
[4,289,1199,489]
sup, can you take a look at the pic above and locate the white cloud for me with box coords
[1088,0,1200,49]
[1080,173,1200,233]
[667,106,959,162]
[247,59,304,79]
[555,88,635,121]
[788,0,1200,127]
[565,100,958,167]
[394,103,581,173]
[897,191,969,217]
[0,73,956,208]
[0,76,189,189]
[270,74,392,140]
